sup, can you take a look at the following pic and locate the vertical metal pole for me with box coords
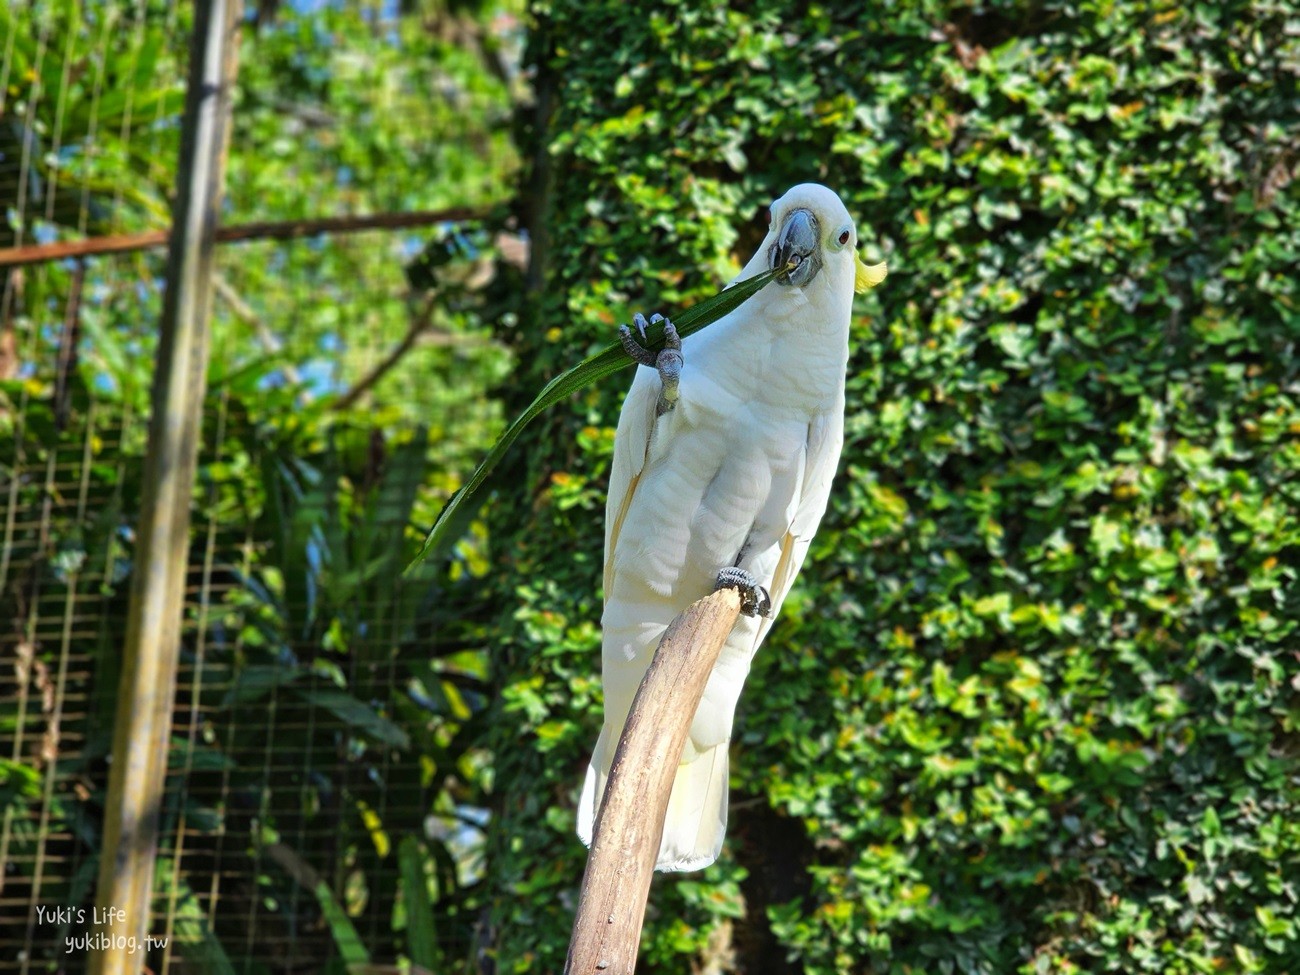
[89,3,240,973]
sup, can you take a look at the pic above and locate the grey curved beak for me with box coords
[770,208,821,287]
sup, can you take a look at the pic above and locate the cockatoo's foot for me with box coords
[715,567,772,618]
[620,312,682,415]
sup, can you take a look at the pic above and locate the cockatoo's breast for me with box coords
[680,288,851,420]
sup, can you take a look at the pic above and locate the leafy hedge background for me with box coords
[479,1,1300,972]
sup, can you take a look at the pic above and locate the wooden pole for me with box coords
[564,587,743,975]
[88,3,240,973]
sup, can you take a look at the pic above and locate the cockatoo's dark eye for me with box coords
[766,209,773,227]
[838,230,851,246]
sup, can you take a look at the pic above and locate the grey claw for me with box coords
[620,323,657,367]
[623,313,684,415]
[654,316,682,415]
[655,347,682,416]
[657,348,683,389]
[715,567,772,618]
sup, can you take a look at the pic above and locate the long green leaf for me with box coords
[295,686,412,749]
[399,836,439,971]
[405,265,784,572]
[313,881,371,972]
[154,858,238,975]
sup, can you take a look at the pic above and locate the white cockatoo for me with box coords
[577,183,887,871]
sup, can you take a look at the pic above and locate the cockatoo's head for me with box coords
[764,183,887,296]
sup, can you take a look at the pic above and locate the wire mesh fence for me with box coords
[1,0,520,970]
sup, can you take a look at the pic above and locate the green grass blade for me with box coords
[399,836,438,970]
[405,265,783,572]
[313,880,371,971]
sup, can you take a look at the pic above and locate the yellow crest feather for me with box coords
[855,255,889,293]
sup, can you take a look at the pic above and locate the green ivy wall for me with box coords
[480,2,1300,971]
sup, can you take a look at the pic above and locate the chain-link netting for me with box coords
[1,1,521,970]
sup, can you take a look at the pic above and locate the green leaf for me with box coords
[405,265,784,572]
[931,661,955,706]
[295,687,411,749]
[313,880,371,971]
[400,836,438,970]
[155,860,238,975]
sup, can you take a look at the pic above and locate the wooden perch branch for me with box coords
[565,586,743,975]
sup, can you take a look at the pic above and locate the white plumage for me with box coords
[577,183,884,871]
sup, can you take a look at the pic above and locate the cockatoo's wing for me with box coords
[603,363,661,604]
[580,363,659,853]
[750,402,844,649]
